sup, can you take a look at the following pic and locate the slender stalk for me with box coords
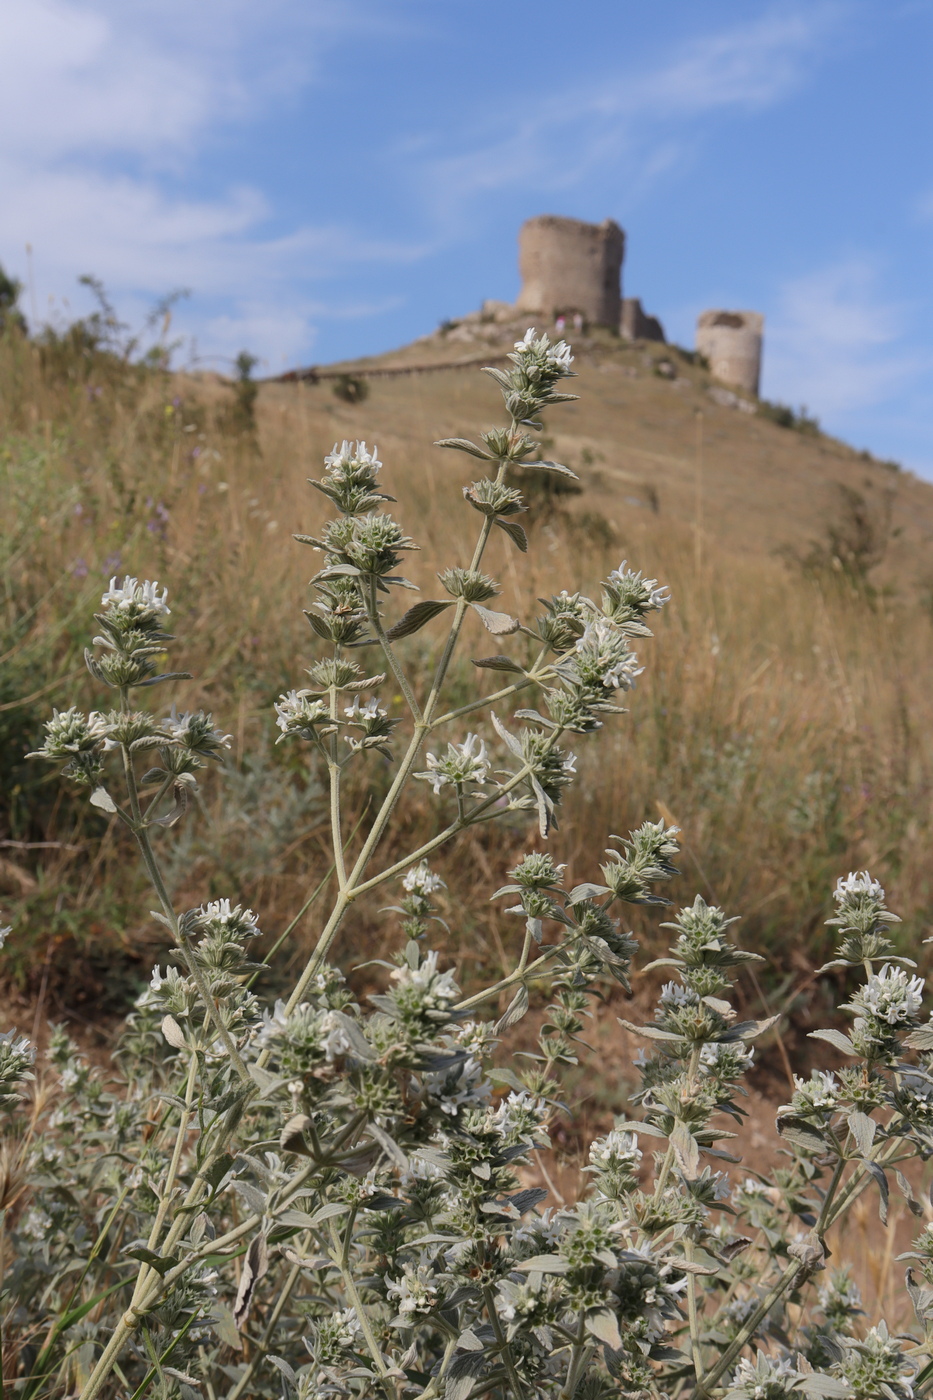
[483,1284,527,1400]
[226,1258,304,1400]
[328,1215,397,1400]
[326,683,348,890]
[119,740,251,1085]
[684,1235,704,1384]
[366,575,422,723]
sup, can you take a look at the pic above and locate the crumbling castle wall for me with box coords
[620,297,665,343]
[696,310,764,396]
[516,215,624,328]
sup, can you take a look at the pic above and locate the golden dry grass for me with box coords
[2,324,933,1024]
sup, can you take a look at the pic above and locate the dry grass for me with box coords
[3,325,933,1031]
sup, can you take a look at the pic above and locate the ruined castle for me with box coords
[515,214,763,396]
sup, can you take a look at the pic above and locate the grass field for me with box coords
[3,318,933,1035]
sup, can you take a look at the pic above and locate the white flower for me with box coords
[793,1070,839,1110]
[402,860,445,897]
[320,1012,354,1062]
[588,1128,642,1172]
[423,1056,490,1115]
[834,870,885,903]
[607,561,671,612]
[513,327,574,371]
[386,1263,439,1317]
[344,696,386,723]
[197,898,261,940]
[101,576,169,615]
[860,963,924,1024]
[660,981,696,1008]
[573,617,642,690]
[274,690,330,739]
[416,733,489,794]
[324,440,382,480]
[0,925,10,952]
[390,951,460,1009]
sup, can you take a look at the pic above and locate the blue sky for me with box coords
[3,0,933,473]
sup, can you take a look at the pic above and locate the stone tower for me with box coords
[516,215,624,328]
[696,310,764,396]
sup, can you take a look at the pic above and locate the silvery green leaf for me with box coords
[268,1356,298,1387]
[798,1375,851,1396]
[515,1254,568,1274]
[368,1122,408,1170]
[722,1014,780,1041]
[434,437,494,460]
[472,655,523,673]
[487,1067,525,1091]
[456,1329,485,1352]
[481,366,513,389]
[895,1169,923,1216]
[233,1233,269,1329]
[495,984,529,1033]
[862,1159,889,1223]
[494,518,528,551]
[230,1180,266,1216]
[279,1115,314,1156]
[490,713,523,757]
[568,883,610,904]
[161,1015,187,1050]
[584,1307,622,1349]
[89,786,118,814]
[847,1111,876,1156]
[514,709,558,728]
[809,1029,856,1054]
[137,671,193,688]
[905,1025,933,1050]
[380,575,421,590]
[520,459,579,479]
[671,1121,700,1177]
[124,1245,179,1275]
[307,1201,351,1226]
[776,1115,825,1154]
[471,604,521,635]
[617,1018,684,1042]
[384,599,454,640]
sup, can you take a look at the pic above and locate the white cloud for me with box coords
[764,257,928,417]
[415,6,840,219]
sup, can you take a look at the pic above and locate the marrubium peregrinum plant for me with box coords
[5,335,933,1400]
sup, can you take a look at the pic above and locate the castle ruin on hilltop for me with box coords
[514,213,763,395]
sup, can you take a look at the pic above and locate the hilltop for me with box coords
[266,309,931,583]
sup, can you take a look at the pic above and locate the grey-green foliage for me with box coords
[5,331,933,1400]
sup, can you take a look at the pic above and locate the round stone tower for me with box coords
[516,215,624,328]
[696,310,764,396]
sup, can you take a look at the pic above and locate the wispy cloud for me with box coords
[414,6,841,221]
[764,257,928,418]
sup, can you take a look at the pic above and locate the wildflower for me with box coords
[161,708,232,761]
[416,733,489,794]
[386,1263,440,1319]
[726,1352,802,1400]
[856,964,924,1025]
[402,861,445,897]
[791,1070,839,1112]
[511,327,574,374]
[274,690,333,742]
[29,708,107,761]
[100,575,170,617]
[571,617,643,691]
[195,899,262,941]
[835,871,885,903]
[0,925,9,951]
[389,950,460,1013]
[588,1128,642,1172]
[323,440,382,482]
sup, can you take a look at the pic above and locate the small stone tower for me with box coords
[696,310,764,396]
[516,215,624,328]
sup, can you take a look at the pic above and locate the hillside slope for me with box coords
[266,312,929,581]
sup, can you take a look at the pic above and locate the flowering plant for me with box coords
[4,333,933,1400]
